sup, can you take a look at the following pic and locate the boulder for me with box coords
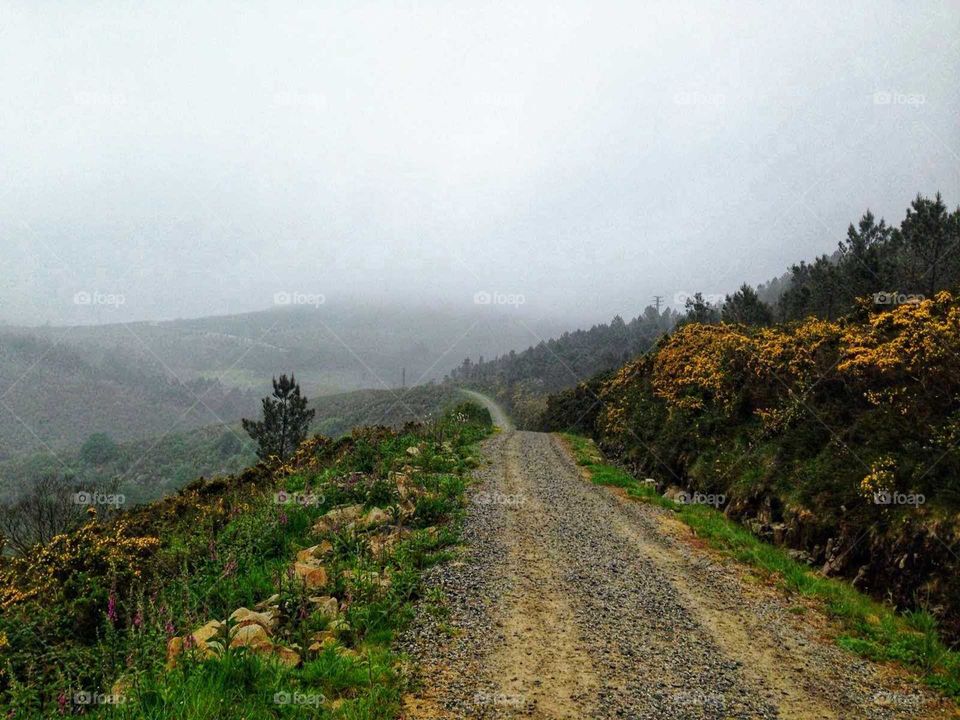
[255,593,280,611]
[360,507,392,529]
[228,607,276,633]
[406,446,421,457]
[663,485,686,503]
[273,646,302,668]
[166,620,226,666]
[308,632,337,653]
[229,623,273,652]
[193,620,226,646]
[297,541,333,563]
[313,504,364,534]
[368,528,410,559]
[309,595,340,618]
[294,561,329,589]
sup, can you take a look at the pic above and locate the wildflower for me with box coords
[107,592,118,625]
[221,559,238,578]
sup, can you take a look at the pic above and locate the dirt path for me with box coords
[458,389,514,431]
[401,425,955,720]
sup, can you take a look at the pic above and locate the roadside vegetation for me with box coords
[0,401,492,718]
[562,433,960,697]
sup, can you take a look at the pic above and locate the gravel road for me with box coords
[400,427,954,720]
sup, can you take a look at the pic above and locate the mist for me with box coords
[1,0,958,327]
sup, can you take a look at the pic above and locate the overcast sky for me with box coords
[1,0,958,327]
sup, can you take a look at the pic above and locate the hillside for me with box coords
[0,403,494,718]
[542,292,960,638]
[0,332,256,461]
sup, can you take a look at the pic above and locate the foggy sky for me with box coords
[1,0,958,327]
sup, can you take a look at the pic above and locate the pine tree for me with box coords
[242,374,315,461]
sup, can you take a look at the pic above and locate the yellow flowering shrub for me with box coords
[838,291,960,420]
[651,323,753,412]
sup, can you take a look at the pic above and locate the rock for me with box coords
[165,637,184,668]
[193,620,226,646]
[297,541,333,563]
[328,617,351,635]
[273,646,301,668]
[308,631,337,653]
[360,507,392,529]
[368,528,410,558]
[294,561,329,590]
[392,472,421,501]
[406,446,421,457]
[313,504,364,534]
[255,593,280,611]
[229,623,273,652]
[663,485,686,502]
[770,522,788,545]
[309,595,340,618]
[166,620,226,666]
[228,607,276,634]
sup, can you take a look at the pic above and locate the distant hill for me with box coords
[0,332,255,461]
[20,303,568,397]
[0,304,565,459]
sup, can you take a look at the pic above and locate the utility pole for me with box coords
[401,367,406,389]
[653,295,663,312]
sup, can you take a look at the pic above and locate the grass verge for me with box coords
[560,432,960,698]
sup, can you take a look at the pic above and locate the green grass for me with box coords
[560,432,960,698]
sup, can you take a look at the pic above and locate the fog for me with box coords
[1,0,958,327]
